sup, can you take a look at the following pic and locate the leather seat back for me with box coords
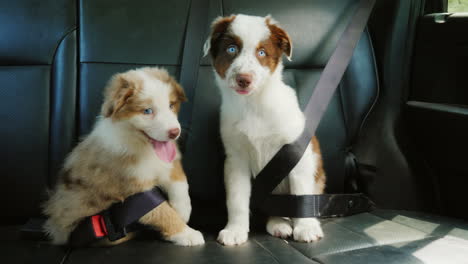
[0,0,77,223]
[0,0,377,225]
[78,0,192,136]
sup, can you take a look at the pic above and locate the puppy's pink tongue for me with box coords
[152,140,176,163]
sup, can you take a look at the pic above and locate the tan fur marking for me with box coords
[170,160,187,182]
[139,202,186,237]
[143,67,187,113]
[43,135,159,244]
[101,71,146,121]
[61,168,87,190]
[311,136,326,193]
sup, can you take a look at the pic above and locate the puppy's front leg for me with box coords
[139,201,204,246]
[289,147,324,242]
[217,156,251,246]
[161,160,192,223]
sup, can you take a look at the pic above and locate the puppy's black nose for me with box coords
[236,74,252,88]
[168,128,180,139]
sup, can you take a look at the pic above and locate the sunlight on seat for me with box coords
[391,215,440,234]
[413,236,468,264]
[363,220,427,243]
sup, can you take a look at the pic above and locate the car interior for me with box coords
[2,0,468,263]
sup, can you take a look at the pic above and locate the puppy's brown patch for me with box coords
[256,38,283,72]
[209,16,237,57]
[253,18,293,72]
[311,136,326,193]
[209,16,242,78]
[142,67,187,113]
[170,160,186,182]
[101,72,146,121]
[60,137,153,208]
[139,202,186,237]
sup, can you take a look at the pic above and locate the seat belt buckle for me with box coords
[90,215,108,238]
[93,211,127,241]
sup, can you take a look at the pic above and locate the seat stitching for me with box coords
[354,29,380,140]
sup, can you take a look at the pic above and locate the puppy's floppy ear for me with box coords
[101,73,137,118]
[167,76,187,114]
[170,78,187,103]
[266,16,293,61]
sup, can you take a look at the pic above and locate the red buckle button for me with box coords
[91,215,108,237]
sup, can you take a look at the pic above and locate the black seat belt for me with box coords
[69,188,166,247]
[251,0,376,218]
[179,0,211,144]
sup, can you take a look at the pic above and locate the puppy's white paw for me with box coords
[168,227,205,246]
[170,201,191,223]
[293,218,324,243]
[266,217,292,239]
[217,227,248,246]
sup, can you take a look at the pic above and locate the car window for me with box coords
[448,0,468,12]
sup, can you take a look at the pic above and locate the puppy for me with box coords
[43,67,204,246]
[204,14,326,246]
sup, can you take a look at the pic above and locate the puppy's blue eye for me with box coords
[258,50,266,57]
[143,108,153,115]
[226,45,238,54]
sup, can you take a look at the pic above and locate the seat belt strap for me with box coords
[262,194,375,218]
[251,0,376,218]
[178,0,211,137]
[69,188,166,247]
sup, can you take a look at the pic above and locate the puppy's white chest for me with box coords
[129,150,171,182]
[236,113,276,140]
[232,115,283,177]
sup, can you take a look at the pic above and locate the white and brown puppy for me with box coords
[43,67,204,246]
[204,14,326,246]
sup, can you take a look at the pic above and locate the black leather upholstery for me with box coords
[6,210,467,264]
[1,0,468,263]
[0,0,76,65]
[0,0,76,222]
